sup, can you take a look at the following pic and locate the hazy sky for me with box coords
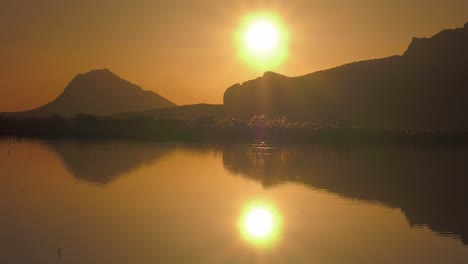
[1,0,467,111]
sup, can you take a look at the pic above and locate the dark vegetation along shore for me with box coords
[1,114,468,146]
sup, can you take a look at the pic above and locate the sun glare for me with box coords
[245,207,274,238]
[244,20,280,56]
[236,13,288,70]
[239,202,281,246]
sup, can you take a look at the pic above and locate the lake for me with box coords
[1,139,468,263]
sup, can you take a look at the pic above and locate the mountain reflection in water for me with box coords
[49,141,175,184]
[43,140,468,244]
[223,144,468,244]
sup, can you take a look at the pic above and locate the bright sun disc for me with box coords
[244,20,280,56]
[236,13,288,70]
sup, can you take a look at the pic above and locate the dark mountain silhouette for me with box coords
[223,144,468,244]
[7,69,175,118]
[47,140,174,184]
[224,22,468,130]
[115,103,225,120]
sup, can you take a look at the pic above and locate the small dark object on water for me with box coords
[58,247,61,257]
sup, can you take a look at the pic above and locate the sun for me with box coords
[236,13,288,70]
[244,20,280,56]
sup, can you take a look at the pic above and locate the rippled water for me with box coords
[1,139,468,263]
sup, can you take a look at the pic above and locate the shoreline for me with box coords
[2,116,468,147]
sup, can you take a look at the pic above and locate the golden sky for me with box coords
[1,0,467,112]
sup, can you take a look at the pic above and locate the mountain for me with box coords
[224,22,468,130]
[8,69,175,118]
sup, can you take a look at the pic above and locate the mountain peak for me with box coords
[63,69,133,96]
[13,69,176,117]
[263,71,287,78]
[86,68,112,74]
[72,68,119,82]
[403,22,468,58]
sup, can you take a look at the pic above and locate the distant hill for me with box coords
[6,69,175,118]
[224,22,468,130]
[115,103,226,120]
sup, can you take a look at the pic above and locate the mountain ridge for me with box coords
[224,22,468,130]
[4,22,468,129]
[6,69,175,118]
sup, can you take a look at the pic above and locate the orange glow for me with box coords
[238,201,282,246]
[1,2,467,110]
[236,13,289,71]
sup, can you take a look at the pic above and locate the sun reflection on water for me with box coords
[238,201,281,246]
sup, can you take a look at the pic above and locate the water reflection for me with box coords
[238,201,282,246]
[48,141,174,184]
[36,140,468,245]
[3,139,468,263]
[223,144,468,244]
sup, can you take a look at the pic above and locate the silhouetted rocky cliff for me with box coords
[224,22,468,130]
[8,69,175,117]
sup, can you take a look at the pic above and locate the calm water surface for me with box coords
[1,139,468,263]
